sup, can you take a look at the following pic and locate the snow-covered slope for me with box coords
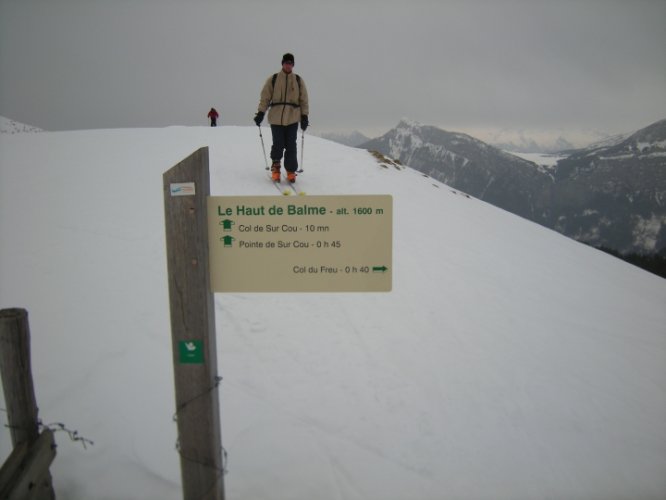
[1,126,665,500]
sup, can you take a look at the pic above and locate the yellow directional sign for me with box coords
[208,195,392,292]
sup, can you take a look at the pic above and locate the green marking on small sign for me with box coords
[220,219,235,231]
[221,235,235,247]
[179,340,204,364]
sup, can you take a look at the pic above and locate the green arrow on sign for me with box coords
[372,265,388,273]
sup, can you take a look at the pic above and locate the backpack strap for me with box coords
[272,73,301,91]
[270,73,301,108]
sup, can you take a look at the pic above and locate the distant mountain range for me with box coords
[321,126,618,154]
[361,118,666,255]
[489,134,576,154]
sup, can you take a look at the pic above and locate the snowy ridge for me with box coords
[581,131,632,153]
[1,126,665,500]
[0,115,43,134]
[578,119,666,160]
[316,130,370,147]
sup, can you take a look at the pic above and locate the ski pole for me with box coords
[258,125,270,170]
[297,131,305,173]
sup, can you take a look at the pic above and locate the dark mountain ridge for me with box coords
[361,118,666,256]
[547,119,666,254]
[362,119,553,222]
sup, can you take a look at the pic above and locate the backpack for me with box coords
[272,72,301,93]
[270,72,302,108]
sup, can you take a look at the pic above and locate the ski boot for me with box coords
[271,161,281,182]
[286,171,296,183]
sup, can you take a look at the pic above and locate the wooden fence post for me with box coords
[0,429,56,500]
[163,147,225,500]
[0,308,55,499]
[0,308,38,447]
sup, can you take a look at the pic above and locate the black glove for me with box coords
[300,115,309,131]
[254,111,265,126]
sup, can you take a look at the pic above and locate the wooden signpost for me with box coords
[163,148,225,500]
[163,147,392,500]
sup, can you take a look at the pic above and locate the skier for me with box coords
[208,107,219,127]
[254,53,309,182]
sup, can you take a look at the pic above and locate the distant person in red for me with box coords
[208,107,219,127]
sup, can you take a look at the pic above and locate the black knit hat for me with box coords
[282,53,295,65]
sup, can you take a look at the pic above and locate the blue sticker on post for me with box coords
[170,182,196,196]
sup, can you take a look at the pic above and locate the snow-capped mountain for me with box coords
[562,131,632,154]
[484,127,628,154]
[361,119,553,223]
[0,116,43,134]
[317,130,370,147]
[361,118,666,255]
[489,132,575,154]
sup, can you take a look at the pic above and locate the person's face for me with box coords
[282,61,294,73]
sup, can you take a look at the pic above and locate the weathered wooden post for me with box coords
[0,308,55,499]
[163,147,225,500]
[0,309,39,446]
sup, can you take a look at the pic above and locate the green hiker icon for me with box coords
[221,235,235,247]
[220,219,235,231]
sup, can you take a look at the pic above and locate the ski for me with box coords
[269,173,292,196]
[284,174,306,196]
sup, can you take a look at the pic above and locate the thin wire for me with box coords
[1,409,94,450]
[172,374,228,499]
[172,375,223,420]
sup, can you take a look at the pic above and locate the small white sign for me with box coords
[170,182,196,196]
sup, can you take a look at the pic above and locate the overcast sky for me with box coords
[1,0,664,144]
